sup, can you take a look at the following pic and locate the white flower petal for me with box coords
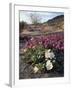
[45,49,55,59]
[33,66,39,73]
[46,60,53,70]
[52,60,55,63]
[23,48,27,52]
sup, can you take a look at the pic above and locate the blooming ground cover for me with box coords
[19,32,64,79]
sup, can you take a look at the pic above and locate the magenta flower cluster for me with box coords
[23,32,64,50]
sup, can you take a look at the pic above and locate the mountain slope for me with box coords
[46,15,64,30]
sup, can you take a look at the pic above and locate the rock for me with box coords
[19,59,34,79]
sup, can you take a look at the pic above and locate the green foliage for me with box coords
[21,45,64,74]
[35,63,45,71]
[21,45,45,65]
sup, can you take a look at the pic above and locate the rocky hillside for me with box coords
[46,15,64,30]
[20,15,64,36]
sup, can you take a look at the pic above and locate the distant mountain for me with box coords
[44,15,64,31]
[46,15,64,25]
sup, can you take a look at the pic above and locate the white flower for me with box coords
[23,48,27,52]
[46,60,53,70]
[45,49,55,60]
[45,58,48,61]
[31,37,34,40]
[52,60,55,63]
[33,66,39,73]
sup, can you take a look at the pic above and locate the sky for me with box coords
[19,11,64,24]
